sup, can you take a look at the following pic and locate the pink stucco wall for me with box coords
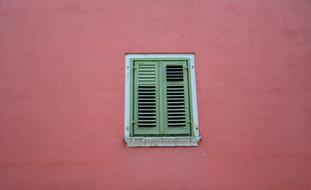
[1,0,311,189]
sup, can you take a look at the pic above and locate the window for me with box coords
[124,54,200,147]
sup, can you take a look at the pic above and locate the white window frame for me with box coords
[124,54,201,147]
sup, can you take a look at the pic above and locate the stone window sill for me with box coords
[124,136,201,147]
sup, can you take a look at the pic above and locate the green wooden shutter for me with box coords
[162,61,191,135]
[132,60,161,135]
[131,59,192,136]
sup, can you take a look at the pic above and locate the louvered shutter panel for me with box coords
[163,61,191,135]
[132,60,161,135]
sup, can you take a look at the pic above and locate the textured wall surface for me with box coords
[1,0,311,189]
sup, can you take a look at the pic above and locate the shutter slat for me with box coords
[168,113,185,115]
[167,95,184,97]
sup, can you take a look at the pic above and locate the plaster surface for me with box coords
[1,0,311,189]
